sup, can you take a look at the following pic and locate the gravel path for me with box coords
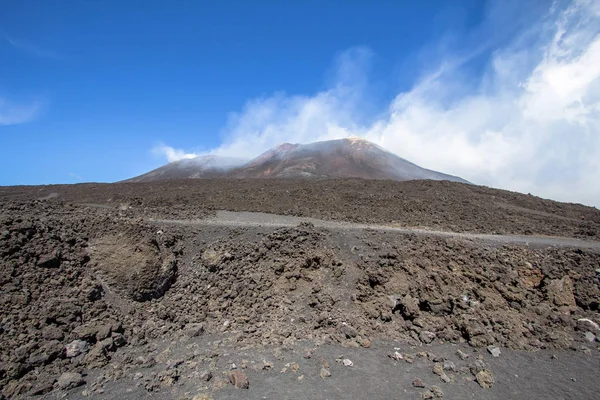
[148,210,600,250]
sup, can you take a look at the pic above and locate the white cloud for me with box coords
[160,0,600,206]
[5,36,62,60]
[152,144,199,162]
[0,98,41,125]
[68,172,82,181]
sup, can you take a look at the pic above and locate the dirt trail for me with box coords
[148,210,600,251]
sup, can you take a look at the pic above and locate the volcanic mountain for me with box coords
[125,155,247,183]
[125,138,469,183]
[230,138,469,183]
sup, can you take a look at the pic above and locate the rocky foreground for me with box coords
[0,180,599,399]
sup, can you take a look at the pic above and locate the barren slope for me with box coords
[2,179,597,239]
[230,138,469,183]
[125,156,247,182]
[0,180,599,399]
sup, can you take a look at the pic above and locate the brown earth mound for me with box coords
[90,231,178,302]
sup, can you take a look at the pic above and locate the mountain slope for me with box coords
[125,155,247,183]
[231,138,469,183]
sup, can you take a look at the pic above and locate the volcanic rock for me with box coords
[89,232,178,301]
[66,340,89,358]
[57,372,85,390]
[229,371,249,389]
[475,370,495,389]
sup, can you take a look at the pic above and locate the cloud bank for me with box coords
[162,0,600,206]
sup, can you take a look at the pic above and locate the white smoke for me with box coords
[152,145,199,163]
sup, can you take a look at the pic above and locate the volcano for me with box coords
[125,138,469,183]
[230,138,469,183]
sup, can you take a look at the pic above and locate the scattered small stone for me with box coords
[262,360,273,370]
[340,324,358,338]
[443,360,456,372]
[389,351,403,361]
[419,330,436,344]
[320,367,332,378]
[421,389,434,399]
[229,371,249,389]
[362,338,372,348]
[290,362,300,372]
[431,385,444,398]
[57,372,85,390]
[412,377,426,388]
[475,370,494,389]
[432,363,451,383]
[184,323,205,338]
[342,358,354,367]
[456,349,469,360]
[487,345,501,357]
[404,354,416,364]
[192,394,213,400]
[584,332,597,343]
[112,332,127,347]
[199,370,213,382]
[469,359,487,374]
[297,374,304,381]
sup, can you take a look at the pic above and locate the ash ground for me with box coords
[1,179,599,399]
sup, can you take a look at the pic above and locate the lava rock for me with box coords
[320,367,332,378]
[412,377,426,388]
[42,325,64,341]
[66,340,89,358]
[419,330,436,344]
[340,324,359,339]
[57,372,85,390]
[487,345,501,357]
[229,371,249,389]
[184,323,205,338]
[584,332,597,342]
[475,370,494,389]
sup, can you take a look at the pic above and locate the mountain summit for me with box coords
[125,138,469,183]
[230,138,469,183]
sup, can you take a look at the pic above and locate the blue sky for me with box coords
[1,0,599,206]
